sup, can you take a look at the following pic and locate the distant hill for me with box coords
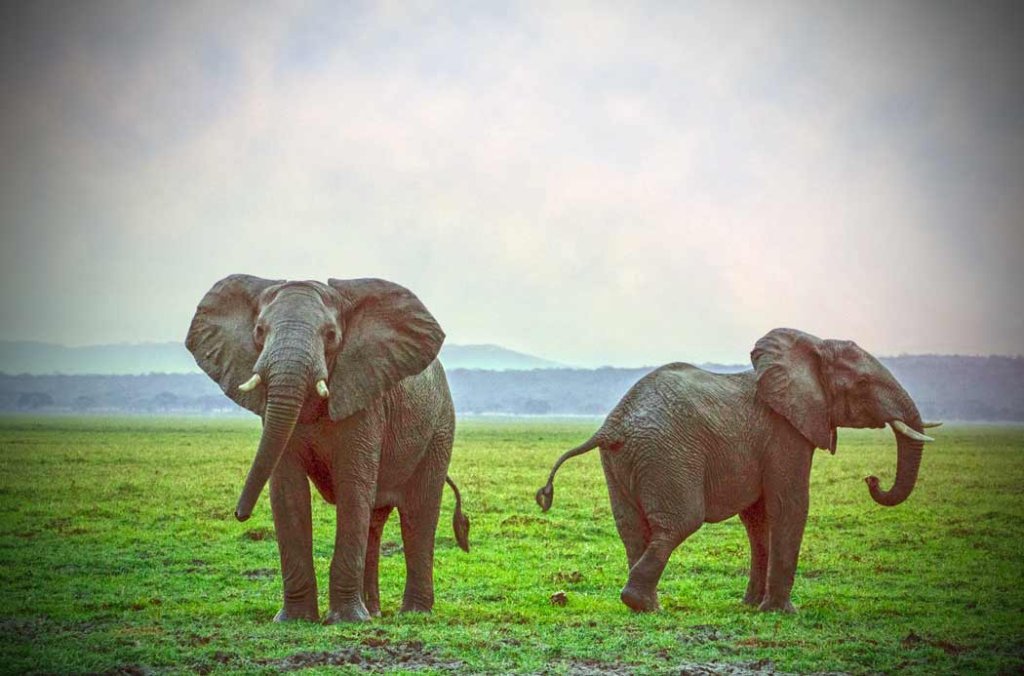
[0,340,562,375]
[439,344,563,370]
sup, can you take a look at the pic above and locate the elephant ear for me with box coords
[750,328,836,452]
[185,274,282,415]
[327,278,445,421]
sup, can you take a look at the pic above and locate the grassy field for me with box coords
[0,416,1022,674]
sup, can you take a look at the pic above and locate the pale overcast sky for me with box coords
[1,1,1021,366]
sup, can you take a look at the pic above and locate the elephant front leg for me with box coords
[269,450,319,622]
[363,506,393,617]
[323,480,375,624]
[740,498,769,607]
[761,493,808,613]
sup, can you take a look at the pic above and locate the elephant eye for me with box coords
[253,325,266,344]
[324,328,338,344]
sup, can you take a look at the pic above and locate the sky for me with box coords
[1,1,1022,367]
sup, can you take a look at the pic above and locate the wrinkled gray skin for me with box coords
[537,328,934,614]
[187,275,469,624]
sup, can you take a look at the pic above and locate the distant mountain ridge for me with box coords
[439,344,563,370]
[0,340,563,375]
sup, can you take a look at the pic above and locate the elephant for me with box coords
[536,328,939,614]
[186,274,469,624]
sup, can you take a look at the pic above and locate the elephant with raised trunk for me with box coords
[537,328,938,614]
[187,275,469,624]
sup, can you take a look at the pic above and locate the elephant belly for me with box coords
[704,497,752,523]
[702,448,761,523]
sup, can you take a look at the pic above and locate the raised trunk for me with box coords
[234,370,308,521]
[866,390,924,507]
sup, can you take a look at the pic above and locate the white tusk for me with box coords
[889,419,935,442]
[921,421,943,429]
[238,374,261,392]
[316,380,330,398]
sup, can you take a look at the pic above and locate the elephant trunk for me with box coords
[234,349,316,521]
[865,388,925,507]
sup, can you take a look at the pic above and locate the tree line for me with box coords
[0,355,1022,421]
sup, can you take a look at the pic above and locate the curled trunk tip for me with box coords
[866,425,924,507]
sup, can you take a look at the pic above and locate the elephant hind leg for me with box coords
[740,498,768,606]
[397,495,442,613]
[601,457,650,570]
[621,508,704,613]
[363,506,394,617]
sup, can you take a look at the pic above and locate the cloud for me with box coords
[1,1,1021,364]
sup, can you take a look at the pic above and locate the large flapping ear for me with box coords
[185,274,283,415]
[327,278,445,421]
[750,328,835,452]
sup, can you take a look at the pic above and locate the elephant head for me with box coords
[186,275,444,521]
[751,328,939,506]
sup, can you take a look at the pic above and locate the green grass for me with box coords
[0,416,1022,674]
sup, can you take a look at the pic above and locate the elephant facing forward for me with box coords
[537,328,938,613]
[187,275,469,624]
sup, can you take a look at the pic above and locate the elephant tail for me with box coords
[535,433,607,513]
[446,476,470,553]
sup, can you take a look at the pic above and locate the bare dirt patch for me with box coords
[901,630,967,656]
[552,658,793,675]
[256,640,462,672]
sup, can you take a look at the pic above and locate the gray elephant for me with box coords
[537,328,938,614]
[186,274,469,624]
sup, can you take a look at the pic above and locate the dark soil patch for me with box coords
[257,640,461,672]
[555,658,855,676]
[0,617,45,641]
[553,658,787,675]
[553,570,584,584]
[901,631,967,656]
[680,624,732,644]
[242,568,276,579]
[101,667,148,676]
[242,527,275,541]
[673,660,781,675]
[380,540,403,556]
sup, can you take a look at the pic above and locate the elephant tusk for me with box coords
[921,421,943,429]
[238,374,261,392]
[316,380,330,398]
[889,419,935,442]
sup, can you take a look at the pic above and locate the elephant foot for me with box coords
[400,590,434,614]
[758,598,796,614]
[274,605,319,622]
[620,584,660,613]
[323,601,372,624]
[742,591,764,607]
[363,596,381,618]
